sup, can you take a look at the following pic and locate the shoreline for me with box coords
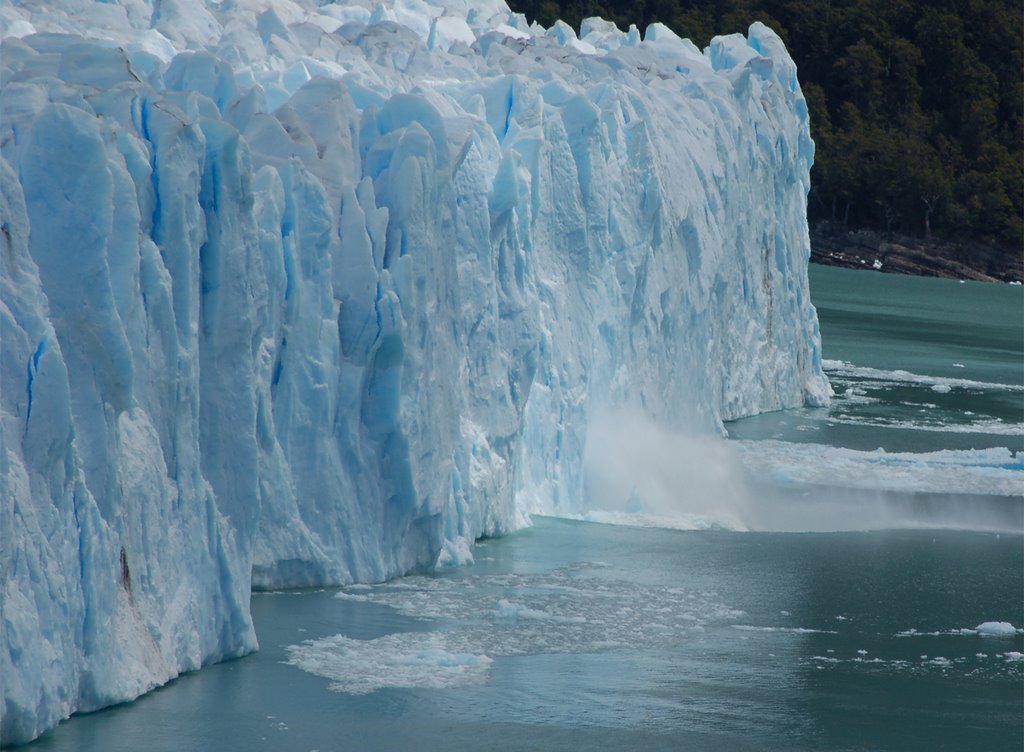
[809,224,1023,283]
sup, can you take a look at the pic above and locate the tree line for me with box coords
[508,0,1022,257]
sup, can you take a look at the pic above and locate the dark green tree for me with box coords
[507,0,1023,259]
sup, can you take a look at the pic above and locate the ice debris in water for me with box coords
[733,441,1024,498]
[1,0,827,744]
[974,622,1019,637]
[285,633,494,694]
[291,566,748,692]
[897,622,1022,638]
[435,536,475,569]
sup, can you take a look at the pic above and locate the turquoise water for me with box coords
[728,266,1023,454]
[723,265,1023,533]
[21,267,1024,750]
[24,521,1023,752]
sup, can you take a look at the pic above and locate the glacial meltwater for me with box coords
[23,266,1022,750]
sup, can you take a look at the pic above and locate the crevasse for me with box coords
[0,0,828,744]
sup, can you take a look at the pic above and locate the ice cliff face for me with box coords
[0,0,828,743]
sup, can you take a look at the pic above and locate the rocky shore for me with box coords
[810,223,1023,284]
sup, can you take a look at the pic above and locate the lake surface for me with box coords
[730,265,1023,455]
[27,521,1024,752]
[23,267,1024,751]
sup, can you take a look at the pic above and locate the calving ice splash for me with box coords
[0,0,830,743]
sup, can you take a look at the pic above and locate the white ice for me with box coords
[734,442,1024,498]
[897,622,1023,638]
[1,0,826,742]
[974,621,1020,637]
[285,632,494,694]
[822,359,1024,393]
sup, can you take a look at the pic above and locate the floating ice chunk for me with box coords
[931,384,952,393]
[975,621,1019,637]
[435,536,474,569]
[333,592,371,602]
[285,632,493,694]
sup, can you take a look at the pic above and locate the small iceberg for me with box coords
[974,621,1019,637]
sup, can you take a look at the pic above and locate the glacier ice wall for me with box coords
[0,0,828,743]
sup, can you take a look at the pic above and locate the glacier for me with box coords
[0,0,828,744]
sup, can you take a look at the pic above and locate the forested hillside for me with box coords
[508,0,1022,262]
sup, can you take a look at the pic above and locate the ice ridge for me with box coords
[0,0,826,743]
